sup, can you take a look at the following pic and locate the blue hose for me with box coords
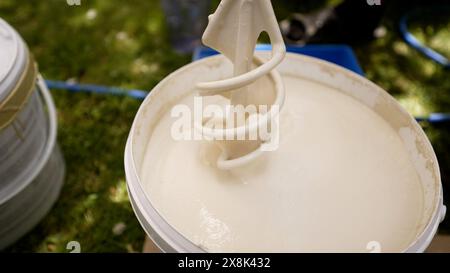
[45,80,149,100]
[416,113,450,124]
[399,8,450,69]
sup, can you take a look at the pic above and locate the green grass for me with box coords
[0,0,449,252]
[1,0,190,253]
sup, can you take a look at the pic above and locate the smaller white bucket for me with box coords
[125,52,446,253]
[0,76,65,250]
[0,18,65,250]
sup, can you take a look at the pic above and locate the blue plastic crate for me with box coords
[193,44,364,76]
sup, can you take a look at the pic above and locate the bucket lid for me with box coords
[0,18,36,131]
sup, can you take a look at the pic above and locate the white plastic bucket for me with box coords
[0,18,65,249]
[125,52,446,253]
[0,77,65,249]
[0,87,48,203]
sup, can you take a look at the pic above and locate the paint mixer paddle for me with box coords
[196,0,286,170]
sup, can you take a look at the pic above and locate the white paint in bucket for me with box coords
[125,52,445,253]
[0,18,65,249]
